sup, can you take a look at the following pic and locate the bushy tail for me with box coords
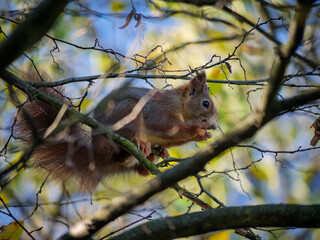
[15,73,102,191]
[15,73,69,141]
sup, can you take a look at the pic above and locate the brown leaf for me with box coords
[310,118,320,146]
[177,189,184,198]
[181,191,212,210]
[225,62,232,73]
[134,13,142,27]
[119,9,136,29]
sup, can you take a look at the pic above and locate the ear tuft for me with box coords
[196,71,206,83]
[188,70,207,94]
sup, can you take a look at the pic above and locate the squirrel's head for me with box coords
[183,71,219,129]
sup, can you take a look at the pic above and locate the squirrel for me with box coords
[15,71,219,191]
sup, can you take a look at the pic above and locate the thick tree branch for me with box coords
[261,0,315,118]
[109,204,320,240]
[0,0,70,71]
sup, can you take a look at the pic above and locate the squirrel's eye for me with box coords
[202,100,210,109]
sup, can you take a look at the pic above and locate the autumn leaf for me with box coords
[310,118,320,146]
[0,221,24,240]
[134,13,142,27]
[225,62,232,73]
[209,68,221,78]
[119,9,136,29]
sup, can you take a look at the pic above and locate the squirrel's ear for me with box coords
[188,71,207,95]
[195,71,206,84]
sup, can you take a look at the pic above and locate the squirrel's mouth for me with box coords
[205,112,219,130]
[209,122,218,130]
[201,119,218,130]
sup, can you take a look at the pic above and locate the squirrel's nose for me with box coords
[209,121,218,130]
[207,111,219,130]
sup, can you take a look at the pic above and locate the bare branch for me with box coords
[0,0,70,70]
[163,0,319,69]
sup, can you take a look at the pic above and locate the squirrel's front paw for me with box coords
[196,129,212,141]
[133,138,151,157]
[191,122,211,140]
[160,148,170,159]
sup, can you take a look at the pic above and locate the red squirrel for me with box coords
[16,71,218,191]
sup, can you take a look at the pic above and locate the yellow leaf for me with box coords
[250,166,268,181]
[240,44,263,55]
[111,1,127,12]
[208,230,232,240]
[0,221,24,240]
[0,193,9,205]
[167,147,182,159]
[208,68,221,78]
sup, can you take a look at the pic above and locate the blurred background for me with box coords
[0,0,319,239]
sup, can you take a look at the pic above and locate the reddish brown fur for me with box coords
[16,71,218,191]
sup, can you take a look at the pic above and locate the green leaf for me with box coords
[111,1,127,12]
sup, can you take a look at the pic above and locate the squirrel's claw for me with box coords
[134,138,152,157]
[160,148,170,159]
[195,129,212,141]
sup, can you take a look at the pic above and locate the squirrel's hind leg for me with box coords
[160,147,170,159]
